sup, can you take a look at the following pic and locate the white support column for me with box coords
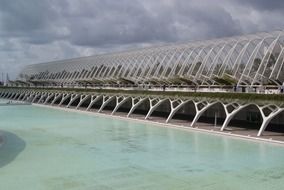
[32,93,41,103]
[145,98,167,120]
[166,99,190,123]
[9,93,17,100]
[86,95,102,111]
[127,97,147,117]
[26,93,35,102]
[37,93,47,104]
[17,93,23,100]
[2,92,7,98]
[98,95,115,113]
[66,94,80,108]
[3,92,11,99]
[21,93,30,102]
[12,93,20,100]
[4,92,11,99]
[0,91,6,97]
[6,92,13,99]
[7,92,13,99]
[44,93,55,104]
[51,94,62,105]
[257,106,284,136]
[2,92,9,98]
[19,93,26,100]
[190,101,218,127]
[76,95,91,109]
[15,93,22,100]
[58,94,71,106]
[112,96,131,115]
[11,92,17,99]
[220,103,249,131]
[0,92,6,98]
[13,93,20,100]
[16,93,23,100]
[16,93,26,100]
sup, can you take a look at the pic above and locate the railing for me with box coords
[6,83,284,94]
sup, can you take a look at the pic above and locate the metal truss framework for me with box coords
[19,30,284,87]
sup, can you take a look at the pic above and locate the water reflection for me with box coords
[0,131,26,168]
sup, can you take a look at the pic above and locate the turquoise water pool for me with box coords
[0,104,284,190]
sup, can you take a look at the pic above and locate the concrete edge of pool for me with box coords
[31,103,284,147]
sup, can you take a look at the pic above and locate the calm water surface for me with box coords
[0,103,284,190]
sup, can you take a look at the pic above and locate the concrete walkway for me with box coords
[94,109,284,143]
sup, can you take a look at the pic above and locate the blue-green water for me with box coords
[0,104,284,190]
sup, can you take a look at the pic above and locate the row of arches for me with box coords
[18,31,284,87]
[1,89,283,137]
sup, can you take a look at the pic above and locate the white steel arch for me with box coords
[18,30,284,88]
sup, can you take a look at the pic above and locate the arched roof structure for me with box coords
[19,30,284,87]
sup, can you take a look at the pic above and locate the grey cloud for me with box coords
[172,1,242,41]
[0,0,243,47]
[0,0,284,79]
[0,0,62,44]
[64,0,243,46]
[65,0,178,46]
[233,0,284,11]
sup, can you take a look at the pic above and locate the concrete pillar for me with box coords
[44,93,55,104]
[14,93,21,99]
[13,92,20,100]
[2,92,9,98]
[98,95,115,113]
[32,93,41,103]
[166,99,190,123]
[190,101,218,127]
[86,95,102,111]
[7,92,13,99]
[1,92,7,98]
[58,94,71,106]
[145,98,167,120]
[112,96,130,115]
[76,95,91,109]
[67,94,80,108]
[51,94,63,105]
[37,93,48,104]
[1,91,7,97]
[4,92,10,99]
[18,93,26,101]
[127,97,147,117]
[26,93,35,102]
[220,103,249,131]
[21,93,30,102]
[9,93,17,100]
[12,93,20,100]
[0,91,5,97]
[257,106,284,136]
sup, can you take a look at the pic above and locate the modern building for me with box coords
[15,30,284,90]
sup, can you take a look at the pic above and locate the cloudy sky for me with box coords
[0,0,284,79]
